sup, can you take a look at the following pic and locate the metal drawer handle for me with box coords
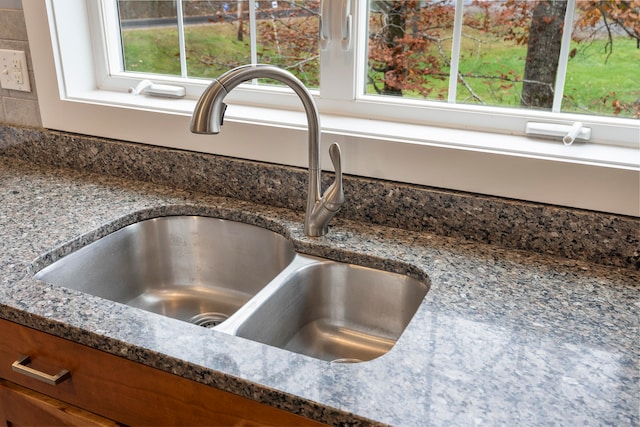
[11,355,71,386]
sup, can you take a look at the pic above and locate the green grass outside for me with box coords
[122,23,252,78]
[372,29,639,118]
[563,37,639,116]
[122,23,639,118]
[122,21,319,86]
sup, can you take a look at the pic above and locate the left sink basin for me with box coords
[35,216,296,327]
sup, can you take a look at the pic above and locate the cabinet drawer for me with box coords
[0,378,119,426]
[0,318,325,426]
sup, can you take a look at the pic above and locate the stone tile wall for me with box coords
[0,3,41,127]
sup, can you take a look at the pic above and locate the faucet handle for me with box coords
[329,142,342,179]
[321,143,344,212]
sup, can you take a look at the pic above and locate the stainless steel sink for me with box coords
[229,258,429,363]
[35,216,296,326]
[35,216,429,362]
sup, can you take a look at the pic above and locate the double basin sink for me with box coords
[35,216,429,363]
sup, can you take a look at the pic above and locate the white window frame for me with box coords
[23,0,640,216]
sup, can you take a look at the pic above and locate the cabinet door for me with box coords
[0,379,119,426]
[0,319,326,426]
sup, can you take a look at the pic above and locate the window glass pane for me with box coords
[181,1,251,79]
[118,0,182,76]
[366,0,639,119]
[253,1,320,88]
[459,1,569,111]
[367,1,454,100]
[366,0,560,108]
[563,0,640,119]
[456,1,532,108]
[117,1,320,88]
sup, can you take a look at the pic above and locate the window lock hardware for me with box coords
[340,0,352,51]
[128,79,186,98]
[319,0,331,50]
[319,0,352,51]
[525,122,592,146]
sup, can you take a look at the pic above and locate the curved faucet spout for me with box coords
[190,64,344,237]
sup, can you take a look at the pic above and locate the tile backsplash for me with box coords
[2,124,638,271]
[0,5,41,128]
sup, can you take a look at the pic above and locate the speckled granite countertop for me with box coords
[1,155,638,426]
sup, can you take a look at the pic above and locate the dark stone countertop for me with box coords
[1,156,638,426]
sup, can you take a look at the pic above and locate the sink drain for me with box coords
[189,312,229,328]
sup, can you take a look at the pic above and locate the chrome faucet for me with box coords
[190,64,344,237]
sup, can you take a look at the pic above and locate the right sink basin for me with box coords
[231,258,429,363]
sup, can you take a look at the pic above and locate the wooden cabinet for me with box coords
[0,318,325,426]
[0,379,119,426]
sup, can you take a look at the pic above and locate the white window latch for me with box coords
[525,122,592,146]
[319,0,352,51]
[128,79,186,98]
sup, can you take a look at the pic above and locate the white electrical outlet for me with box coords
[0,49,31,92]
